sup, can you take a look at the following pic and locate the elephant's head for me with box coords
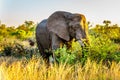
[67,13,88,46]
[47,11,88,46]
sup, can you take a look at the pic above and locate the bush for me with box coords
[89,35,119,63]
[54,32,120,65]
[54,39,89,65]
[0,39,38,58]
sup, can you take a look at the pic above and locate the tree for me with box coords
[103,20,111,27]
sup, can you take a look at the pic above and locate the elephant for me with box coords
[36,11,89,63]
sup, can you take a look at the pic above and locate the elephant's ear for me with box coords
[80,14,88,37]
[47,11,70,41]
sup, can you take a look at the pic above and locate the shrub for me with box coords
[0,39,38,58]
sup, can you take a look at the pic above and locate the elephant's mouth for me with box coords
[77,39,84,47]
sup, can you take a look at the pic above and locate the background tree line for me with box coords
[90,20,120,43]
[0,21,36,41]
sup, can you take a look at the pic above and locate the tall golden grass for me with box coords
[0,56,120,80]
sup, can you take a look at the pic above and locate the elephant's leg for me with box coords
[36,39,46,58]
[50,32,62,63]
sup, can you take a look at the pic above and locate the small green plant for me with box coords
[55,46,76,64]
[54,40,85,64]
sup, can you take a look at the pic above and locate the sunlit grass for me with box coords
[0,57,119,80]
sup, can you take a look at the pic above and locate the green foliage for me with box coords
[0,21,36,40]
[0,21,37,57]
[89,35,119,62]
[55,46,76,64]
[54,40,83,64]
[87,22,120,63]
[91,22,120,43]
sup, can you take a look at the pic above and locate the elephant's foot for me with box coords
[49,55,55,64]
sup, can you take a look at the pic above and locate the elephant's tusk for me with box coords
[78,40,84,47]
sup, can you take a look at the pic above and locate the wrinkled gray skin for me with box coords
[36,11,87,63]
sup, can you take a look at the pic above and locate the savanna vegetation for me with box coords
[0,20,120,80]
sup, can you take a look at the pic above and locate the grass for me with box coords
[0,56,120,80]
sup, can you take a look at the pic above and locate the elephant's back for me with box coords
[36,19,47,33]
[36,19,50,51]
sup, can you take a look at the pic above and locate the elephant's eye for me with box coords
[74,24,80,29]
[74,27,79,31]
